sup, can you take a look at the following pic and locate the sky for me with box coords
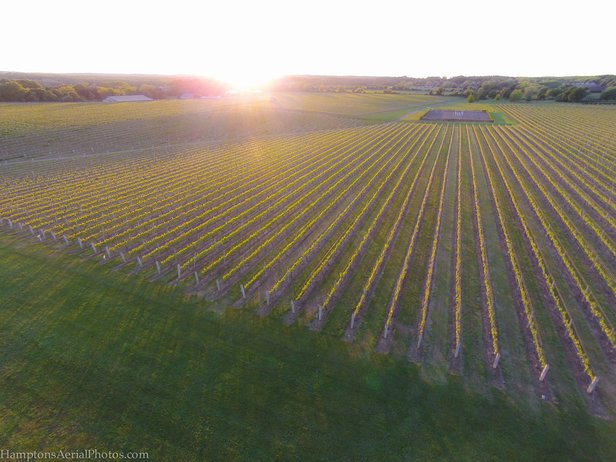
[2,0,613,87]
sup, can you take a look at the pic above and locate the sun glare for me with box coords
[217,71,277,92]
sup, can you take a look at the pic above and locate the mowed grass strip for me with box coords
[2,234,616,461]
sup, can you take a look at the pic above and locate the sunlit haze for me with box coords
[2,0,613,86]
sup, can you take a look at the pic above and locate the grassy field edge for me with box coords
[1,232,615,461]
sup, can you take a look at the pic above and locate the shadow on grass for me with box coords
[0,233,614,461]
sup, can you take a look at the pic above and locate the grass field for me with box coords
[1,233,615,461]
[272,92,455,118]
[1,93,615,460]
[0,98,362,162]
[0,93,455,162]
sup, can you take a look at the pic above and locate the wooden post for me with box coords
[454,343,461,358]
[8,219,13,229]
[90,242,97,254]
[105,246,111,258]
[586,376,599,394]
[18,222,23,231]
[77,237,83,248]
[350,312,355,329]
[492,353,501,369]
[417,333,423,349]
[120,252,126,263]
[265,291,270,304]
[50,231,56,240]
[156,261,161,274]
[290,300,296,313]
[318,305,323,321]
[539,364,550,382]
[137,256,143,267]
[62,234,69,245]
[216,279,221,291]
[194,272,200,285]
[240,284,246,298]
[383,323,388,339]
[28,225,34,235]
[177,264,181,280]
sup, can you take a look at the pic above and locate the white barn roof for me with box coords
[103,95,153,103]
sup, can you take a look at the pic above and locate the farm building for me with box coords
[103,95,153,103]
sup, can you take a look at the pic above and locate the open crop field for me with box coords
[0,98,362,162]
[0,94,455,163]
[272,92,456,121]
[1,95,616,460]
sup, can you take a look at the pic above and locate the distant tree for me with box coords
[565,87,586,102]
[24,87,51,102]
[509,89,523,102]
[494,93,501,101]
[97,86,121,98]
[500,86,514,99]
[53,85,82,102]
[467,93,475,103]
[74,83,99,100]
[138,84,159,99]
[17,79,43,89]
[600,87,616,100]
[42,89,59,102]
[536,87,548,100]
[521,83,541,101]
[476,79,497,100]
[546,88,562,100]
[0,80,27,101]
[113,81,137,95]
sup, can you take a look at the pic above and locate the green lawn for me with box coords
[1,233,615,461]
[272,92,457,121]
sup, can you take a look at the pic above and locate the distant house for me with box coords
[179,93,194,99]
[102,95,153,103]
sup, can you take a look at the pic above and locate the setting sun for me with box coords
[213,70,277,92]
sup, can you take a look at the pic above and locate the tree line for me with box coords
[1,73,615,103]
[0,76,228,102]
[270,75,616,103]
[456,78,615,103]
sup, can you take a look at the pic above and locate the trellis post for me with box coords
[539,364,550,382]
